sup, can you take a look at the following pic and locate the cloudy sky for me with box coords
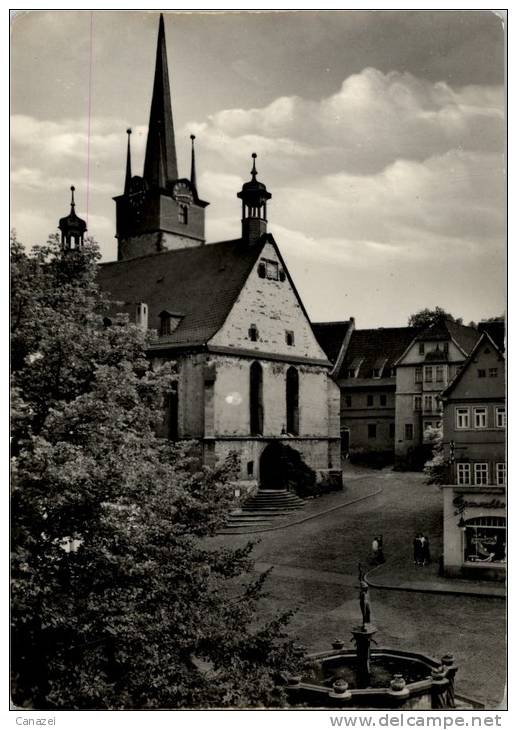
[11,10,505,327]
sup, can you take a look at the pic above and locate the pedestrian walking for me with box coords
[371,536,379,563]
[422,535,431,565]
[419,534,427,566]
[413,533,423,566]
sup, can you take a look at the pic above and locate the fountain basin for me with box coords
[285,647,469,710]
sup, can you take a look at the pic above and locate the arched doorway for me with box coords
[259,442,287,490]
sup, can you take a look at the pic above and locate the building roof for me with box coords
[478,320,505,352]
[415,319,479,356]
[441,330,505,399]
[338,327,419,380]
[312,321,353,365]
[97,238,261,347]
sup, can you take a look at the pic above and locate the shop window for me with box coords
[457,463,471,485]
[368,423,377,439]
[424,366,433,383]
[464,516,506,564]
[413,395,422,411]
[456,407,470,429]
[250,362,263,435]
[415,367,423,384]
[474,407,488,429]
[474,463,489,485]
[477,369,486,378]
[380,394,387,406]
[495,406,505,428]
[367,394,374,407]
[405,423,413,440]
[489,368,498,377]
[286,366,299,435]
[496,463,506,485]
[285,330,295,347]
[248,324,259,342]
[436,365,444,383]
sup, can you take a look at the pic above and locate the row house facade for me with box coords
[441,329,506,581]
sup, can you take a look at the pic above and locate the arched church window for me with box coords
[286,366,299,435]
[250,361,263,435]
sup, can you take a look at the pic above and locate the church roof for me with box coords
[97,239,262,347]
[312,321,352,365]
[338,327,419,380]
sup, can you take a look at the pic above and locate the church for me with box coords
[59,14,342,490]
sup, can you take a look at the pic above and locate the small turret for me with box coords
[237,153,272,245]
[58,186,87,250]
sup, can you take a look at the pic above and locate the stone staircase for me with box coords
[219,490,306,534]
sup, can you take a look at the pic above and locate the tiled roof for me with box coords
[312,321,352,365]
[338,327,419,380]
[478,320,505,352]
[415,319,479,355]
[97,239,261,346]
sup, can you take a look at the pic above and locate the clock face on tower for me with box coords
[173,182,193,204]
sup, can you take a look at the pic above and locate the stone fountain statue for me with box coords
[352,564,378,687]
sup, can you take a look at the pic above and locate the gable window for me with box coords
[285,330,295,346]
[474,407,488,429]
[248,324,259,342]
[477,369,486,378]
[489,368,498,377]
[424,366,433,383]
[415,367,423,384]
[380,394,387,406]
[419,342,425,355]
[405,423,414,440]
[436,365,444,383]
[368,423,377,439]
[474,463,489,486]
[345,395,352,408]
[178,205,188,224]
[414,395,422,411]
[457,463,471,485]
[257,262,266,278]
[286,366,299,435]
[265,260,279,280]
[456,407,470,429]
[495,407,505,428]
[250,362,264,435]
[367,394,374,407]
[496,463,506,485]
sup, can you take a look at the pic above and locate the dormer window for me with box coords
[249,324,259,342]
[159,310,184,336]
[347,368,356,379]
[373,368,381,378]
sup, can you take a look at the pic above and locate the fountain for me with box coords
[284,565,480,710]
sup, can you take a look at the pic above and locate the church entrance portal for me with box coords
[259,442,287,491]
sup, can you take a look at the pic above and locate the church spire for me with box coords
[143,13,178,189]
[124,128,132,194]
[190,134,197,190]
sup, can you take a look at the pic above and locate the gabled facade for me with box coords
[394,319,479,459]
[94,15,341,488]
[440,331,506,581]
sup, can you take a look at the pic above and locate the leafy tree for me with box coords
[407,306,463,328]
[11,235,299,709]
[423,426,448,485]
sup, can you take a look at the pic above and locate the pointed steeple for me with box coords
[124,128,132,194]
[59,186,87,250]
[143,13,178,188]
[190,134,197,190]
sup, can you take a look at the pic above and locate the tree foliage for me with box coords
[11,235,299,709]
[423,426,448,485]
[407,306,463,328]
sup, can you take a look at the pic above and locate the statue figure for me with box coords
[358,563,371,627]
